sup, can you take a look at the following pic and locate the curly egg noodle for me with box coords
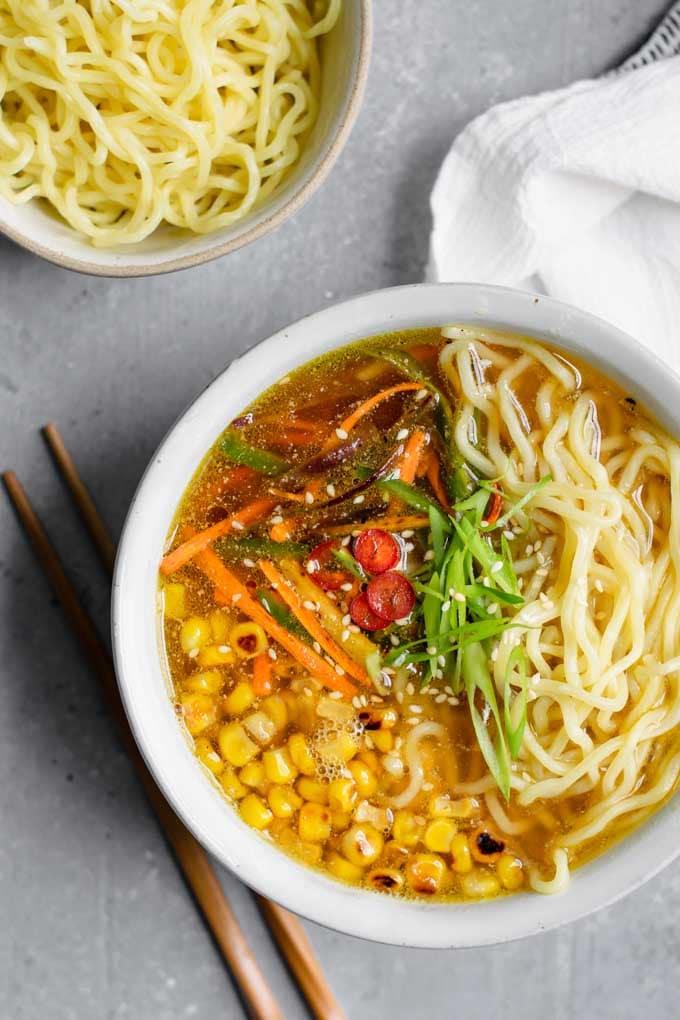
[0,0,340,246]
[439,327,680,893]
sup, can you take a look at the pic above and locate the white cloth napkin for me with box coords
[429,3,680,368]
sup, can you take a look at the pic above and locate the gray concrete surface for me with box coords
[1,2,677,1018]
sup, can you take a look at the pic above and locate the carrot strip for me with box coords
[425,451,452,512]
[321,383,422,452]
[394,429,427,485]
[194,546,357,697]
[252,653,274,696]
[269,489,309,504]
[323,514,430,536]
[257,560,370,687]
[160,497,277,575]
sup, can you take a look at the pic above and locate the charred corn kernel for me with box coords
[298,802,332,843]
[239,760,267,790]
[316,731,359,765]
[348,760,378,798]
[341,824,383,867]
[428,795,478,819]
[240,793,272,830]
[298,842,324,865]
[262,695,288,731]
[219,769,247,800]
[331,810,352,830]
[194,737,224,776]
[461,871,501,899]
[218,722,259,767]
[424,818,457,853]
[449,832,473,873]
[288,733,317,776]
[470,826,506,863]
[406,853,446,895]
[180,693,217,736]
[326,852,364,883]
[392,810,425,848]
[263,747,297,785]
[197,645,236,667]
[357,748,381,773]
[497,854,524,891]
[243,711,277,745]
[208,608,231,644]
[367,868,404,892]
[328,777,358,814]
[296,777,328,804]
[267,785,302,819]
[180,615,212,653]
[224,682,256,717]
[184,670,222,695]
[163,582,186,620]
[230,621,268,659]
[372,730,393,753]
[357,705,398,731]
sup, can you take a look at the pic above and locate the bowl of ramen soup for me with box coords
[0,0,370,276]
[113,284,680,947]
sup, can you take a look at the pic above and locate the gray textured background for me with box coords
[1,2,678,1018]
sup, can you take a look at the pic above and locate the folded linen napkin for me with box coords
[429,3,680,368]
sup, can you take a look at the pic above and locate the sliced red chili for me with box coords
[484,485,503,526]
[366,572,415,622]
[349,592,390,631]
[306,540,347,591]
[353,529,399,574]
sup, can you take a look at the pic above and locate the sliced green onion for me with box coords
[494,475,551,529]
[503,645,528,759]
[256,588,308,640]
[220,430,287,476]
[332,546,365,580]
[461,641,511,800]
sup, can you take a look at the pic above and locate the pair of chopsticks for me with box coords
[3,425,345,1020]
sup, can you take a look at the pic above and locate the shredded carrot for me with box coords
[194,546,357,697]
[252,653,274,696]
[323,514,430,536]
[321,383,422,452]
[270,518,296,542]
[269,489,308,504]
[257,560,371,687]
[160,497,277,575]
[425,451,451,511]
[393,429,428,485]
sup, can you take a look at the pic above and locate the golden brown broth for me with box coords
[159,327,677,900]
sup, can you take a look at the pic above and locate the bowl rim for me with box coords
[112,283,680,947]
[0,0,372,278]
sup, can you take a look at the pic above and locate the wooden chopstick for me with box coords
[2,470,285,1020]
[39,424,347,1020]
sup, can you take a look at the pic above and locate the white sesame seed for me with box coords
[426,646,437,656]
[401,529,414,538]
[242,558,255,568]
[342,629,350,642]
[313,641,321,653]
[342,613,351,626]
[306,561,315,573]
[303,687,313,697]
[407,716,420,725]
[441,600,451,613]
[303,600,317,611]
[437,655,446,667]
[536,567,548,577]
[348,624,360,634]
[395,736,403,750]
[188,648,199,658]
[326,483,336,497]
[231,593,241,603]
[482,577,491,588]
[415,388,428,401]
[396,691,404,704]
[490,646,499,662]
[335,427,348,440]
[353,495,365,505]
[341,535,351,547]
[360,694,368,707]
[536,551,546,565]
[406,681,415,696]
[335,664,345,676]
[435,693,447,703]
[525,544,534,556]
[324,655,335,666]
[447,696,459,706]
[389,634,400,647]
[424,550,434,561]
[490,561,503,575]
[231,520,245,531]
[364,734,374,749]
[503,530,515,541]
[487,603,498,614]
[594,578,604,593]
[422,782,434,792]
[329,690,343,699]
[395,444,405,457]
[404,542,415,553]
[454,592,466,603]
[396,428,409,441]
[444,685,454,695]
[352,696,361,709]
[340,582,353,592]
[434,669,444,680]
[533,539,542,551]
[305,491,315,505]
[268,648,277,660]
[218,645,232,654]
[409,704,423,714]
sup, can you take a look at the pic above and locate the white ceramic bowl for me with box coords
[113,283,680,947]
[0,1,371,277]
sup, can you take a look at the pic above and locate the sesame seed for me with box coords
[453,592,466,603]
[242,558,255,568]
[406,682,415,696]
[536,551,546,565]
[444,685,454,695]
[536,567,548,577]
[490,561,503,575]
[407,716,420,725]
[422,782,434,792]
[396,428,409,441]
[303,600,317,611]
[401,529,414,538]
[409,704,423,715]
[268,648,277,660]
[188,648,199,658]
[335,664,345,676]
[342,629,350,642]
[390,634,400,647]
[306,561,315,573]
[329,690,343,699]
[396,691,404,703]
[487,603,498,615]
[352,696,361,709]
[448,696,459,706]
[437,655,446,667]
[305,491,315,505]
[303,687,313,697]
[424,550,434,561]
[415,388,428,401]
[353,495,365,505]
[426,646,437,656]
[404,542,415,553]
[231,520,245,531]
[482,577,491,588]
[324,655,335,666]
[364,734,374,749]
[434,669,444,680]
[594,578,604,593]
[503,530,515,541]
[360,694,368,707]
[231,593,241,603]
[395,444,405,457]
[342,613,351,626]
[435,693,447,703]
[340,582,353,592]
[525,544,533,556]
[348,624,360,633]
[335,427,348,440]
[341,535,351,547]
[490,646,499,662]
[395,736,403,750]
[313,641,321,653]
[326,483,336,497]
[533,539,542,551]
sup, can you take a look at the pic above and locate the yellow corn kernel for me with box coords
[497,854,524,891]
[424,818,457,854]
[277,826,297,849]
[316,731,359,765]
[331,811,352,831]
[298,842,324,865]
[262,695,288,731]
[341,824,384,867]
[240,793,273,830]
[392,810,425,848]
[230,621,268,659]
[224,682,256,717]
[328,777,358,814]
[243,710,277,745]
[298,802,332,843]
[382,840,409,869]
[449,833,473,873]
[372,730,393,753]
[163,582,186,620]
[239,760,267,791]
[348,760,378,798]
[180,615,212,654]
[180,693,217,736]
[219,769,247,801]
[184,670,223,695]
[194,737,224,776]
[209,608,231,644]
[406,853,446,895]
[326,852,364,884]
[197,645,236,667]
[357,748,381,773]
[280,690,300,723]
[461,871,501,899]
[428,795,478,819]
[288,733,316,775]
[268,785,302,819]
[263,747,298,785]
[218,722,259,767]
[296,777,328,804]
[366,868,404,893]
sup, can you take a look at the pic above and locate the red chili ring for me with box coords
[349,592,390,632]
[353,528,400,574]
[306,539,347,591]
[366,572,416,622]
